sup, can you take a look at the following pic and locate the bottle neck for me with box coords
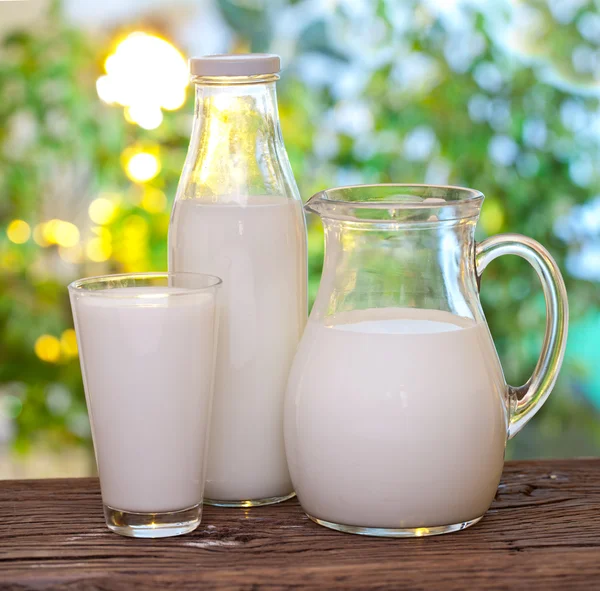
[193,76,281,126]
[179,77,291,201]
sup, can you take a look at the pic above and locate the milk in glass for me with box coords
[73,287,218,513]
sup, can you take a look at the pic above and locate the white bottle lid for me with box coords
[190,54,281,77]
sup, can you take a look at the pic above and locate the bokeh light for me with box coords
[125,104,163,130]
[88,197,118,225]
[125,151,160,183]
[96,32,188,129]
[34,335,61,363]
[41,219,80,248]
[86,237,112,262]
[141,188,167,213]
[113,214,149,272]
[60,329,78,359]
[6,220,31,244]
[32,224,49,247]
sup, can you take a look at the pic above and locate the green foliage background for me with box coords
[1,0,599,463]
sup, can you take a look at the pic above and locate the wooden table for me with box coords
[1,459,599,590]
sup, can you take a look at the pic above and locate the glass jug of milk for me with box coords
[284,184,568,536]
[169,55,307,507]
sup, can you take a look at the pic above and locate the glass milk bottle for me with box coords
[169,54,307,506]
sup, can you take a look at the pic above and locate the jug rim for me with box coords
[305,184,484,224]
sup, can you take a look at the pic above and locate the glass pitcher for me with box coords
[284,184,568,537]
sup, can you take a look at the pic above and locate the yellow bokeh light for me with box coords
[113,214,149,268]
[89,198,117,225]
[123,106,136,124]
[126,104,163,130]
[6,220,31,244]
[55,221,80,248]
[96,75,116,104]
[42,219,60,243]
[60,329,78,358]
[104,54,117,75]
[141,189,167,213]
[41,219,80,247]
[86,238,112,262]
[97,32,188,130]
[123,215,149,237]
[161,87,186,111]
[125,152,160,183]
[33,224,49,247]
[35,335,61,363]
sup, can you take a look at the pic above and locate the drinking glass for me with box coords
[69,272,221,538]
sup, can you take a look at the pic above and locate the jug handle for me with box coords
[475,233,569,439]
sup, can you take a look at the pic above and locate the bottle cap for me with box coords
[190,54,281,77]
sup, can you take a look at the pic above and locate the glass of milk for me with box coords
[285,184,569,537]
[68,272,221,538]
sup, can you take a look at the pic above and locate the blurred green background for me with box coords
[1,0,599,477]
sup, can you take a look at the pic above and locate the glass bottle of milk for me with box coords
[169,54,307,507]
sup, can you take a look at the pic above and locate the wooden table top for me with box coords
[1,459,600,590]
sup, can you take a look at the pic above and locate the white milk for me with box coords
[285,307,508,529]
[73,287,218,513]
[169,196,306,501]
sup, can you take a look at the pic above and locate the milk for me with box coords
[285,307,508,529]
[169,196,306,502]
[72,287,218,513]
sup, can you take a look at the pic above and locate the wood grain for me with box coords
[1,459,600,589]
